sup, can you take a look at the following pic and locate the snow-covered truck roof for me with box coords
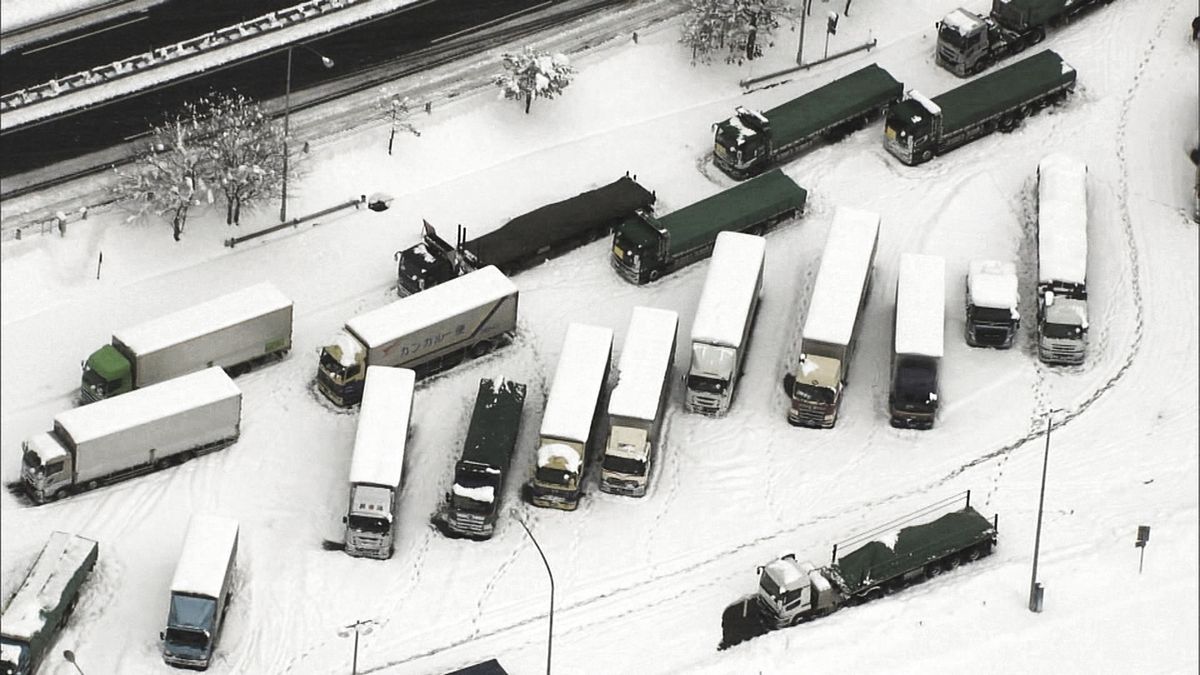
[349,367,416,488]
[115,282,292,356]
[1037,153,1088,286]
[968,259,1019,310]
[0,532,98,641]
[691,232,765,349]
[348,265,517,348]
[894,253,945,359]
[540,324,614,444]
[608,307,678,422]
[55,367,240,446]
[940,7,984,34]
[802,208,881,347]
[170,514,238,598]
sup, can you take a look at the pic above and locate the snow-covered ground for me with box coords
[2,1,1197,674]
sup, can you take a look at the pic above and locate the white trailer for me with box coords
[81,282,292,402]
[601,307,678,497]
[317,265,519,407]
[889,253,946,429]
[529,323,614,510]
[162,514,238,670]
[787,207,880,428]
[965,259,1020,348]
[685,232,765,416]
[0,533,99,675]
[21,367,242,504]
[343,367,416,559]
[1036,153,1089,365]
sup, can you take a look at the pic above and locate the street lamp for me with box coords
[337,618,376,675]
[62,649,85,675]
[513,515,554,675]
[1029,408,1063,613]
[280,43,335,223]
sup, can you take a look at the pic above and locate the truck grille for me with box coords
[345,533,388,559]
[601,477,645,497]
[1039,342,1085,365]
[685,394,724,416]
[789,404,835,429]
[609,255,641,284]
[447,511,492,538]
[968,324,1014,348]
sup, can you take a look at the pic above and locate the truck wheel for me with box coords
[86,479,99,491]
[925,564,944,580]
[1026,28,1045,46]
[964,546,982,563]
[50,488,69,502]
[469,339,494,359]
[945,556,962,571]
[648,269,661,282]
[920,150,932,163]
[790,612,809,627]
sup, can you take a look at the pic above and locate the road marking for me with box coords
[431,1,554,45]
[21,14,149,56]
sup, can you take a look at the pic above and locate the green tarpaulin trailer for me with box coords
[935,49,1075,134]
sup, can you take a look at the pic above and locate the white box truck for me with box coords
[787,207,880,428]
[161,514,238,670]
[601,307,678,497]
[528,323,614,510]
[889,253,946,430]
[343,366,416,559]
[80,282,292,403]
[317,265,518,407]
[1036,153,1089,365]
[21,367,242,504]
[0,533,99,675]
[965,259,1020,348]
[685,231,765,416]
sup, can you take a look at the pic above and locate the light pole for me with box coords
[62,649,85,675]
[1029,408,1063,613]
[795,0,811,64]
[514,515,554,675]
[337,618,376,674]
[280,43,334,222]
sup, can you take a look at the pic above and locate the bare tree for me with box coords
[111,109,211,241]
[199,91,287,226]
[381,94,422,155]
[493,47,576,114]
[680,0,794,65]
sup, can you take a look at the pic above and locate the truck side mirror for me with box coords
[341,516,347,524]
[756,565,764,575]
[160,631,165,641]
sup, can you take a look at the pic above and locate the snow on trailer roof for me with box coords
[116,282,291,356]
[55,367,240,445]
[802,208,881,346]
[691,232,765,348]
[539,324,614,444]
[1,532,98,641]
[894,254,945,358]
[1037,153,1089,285]
[171,514,238,598]
[348,266,517,348]
[608,307,678,421]
[968,260,1019,310]
[349,367,415,487]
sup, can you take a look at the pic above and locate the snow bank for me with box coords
[1,532,97,640]
[539,323,613,444]
[608,307,678,422]
[894,253,945,359]
[170,515,237,599]
[116,282,291,357]
[802,207,880,346]
[691,232,765,349]
[348,367,415,488]
[1038,153,1089,286]
[968,259,1019,311]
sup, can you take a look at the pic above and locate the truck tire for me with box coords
[925,564,944,579]
[920,150,933,163]
[1026,28,1045,46]
[469,339,495,359]
[86,479,100,491]
[648,269,661,282]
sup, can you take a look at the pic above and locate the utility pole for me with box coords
[338,619,376,674]
[280,44,334,222]
[515,516,554,675]
[1029,409,1062,612]
[796,0,810,64]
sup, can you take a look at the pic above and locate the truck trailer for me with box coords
[748,492,996,632]
[395,176,656,295]
[610,169,806,285]
[80,282,292,403]
[937,0,1115,77]
[601,307,678,497]
[528,324,614,511]
[966,259,1020,348]
[438,378,527,539]
[884,50,1076,166]
[787,208,880,428]
[161,514,238,670]
[21,367,242,504]
[343,366,416,559]
[1036,153,1089,365]
[889,253,946,430]
[317,265,519,407]
[684,232,765,416]
[0,532,98,675]
[713,64,903,179]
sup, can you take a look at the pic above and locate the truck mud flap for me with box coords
[719,596,772,650]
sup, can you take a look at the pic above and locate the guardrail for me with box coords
[224,195,366,247]
[739,39,877,89]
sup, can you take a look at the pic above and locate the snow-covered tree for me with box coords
[493,47,576,114]
[380,94,421,155]
[680,0,795,65]
[197,92,287,226]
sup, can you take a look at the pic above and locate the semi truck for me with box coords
[684,232,765,416]
[80,282,292,403]
[787,208,880,429]
[744,492,996,634]
[395,176,656,295]
[965,259,1020,348]
[437,378,527,539]
[610,169,806,284]
[21,367,242,504]
[343,366,416,559]
[600,307,678,497]
[0,532,98,675]
[161,514,238,670]
[889,254,946,430]
[317,265,518,407]
[712,64,903,179]
[1036,153,1089,365]
[528,323,614,511]
[936,0,1115,77]
[884,50,1076,166]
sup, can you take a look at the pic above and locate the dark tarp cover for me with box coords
[660,168,807,255]
[934,49,1074,134]
[766,64,902,145]
[461,378,527,470]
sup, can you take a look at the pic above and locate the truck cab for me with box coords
[889,356,939,429]
[884,93,942,166]
[162,515,238,670]
[685,344,737,414]
[712,107,771,178]
[966,259,1020,348]
[162,592,222,668]
[936,9,1000,76]
[788,354,843,428]
[1038,285,1088,364]
[755,555,836,629]
[0,640,30,675]
[21,432,71,503]
[317,331,367,407]
[345,484,397,557]
[600,420,651,497]
[530,443,584,509]
[446,461,502,538]
[610,211,668,284]
[80,344,132,403]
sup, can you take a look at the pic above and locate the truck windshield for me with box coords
[687,374,726,394]
[1,637,29,672]
[894,363,936,405]
[1043,322,1083,340]
[535,466,573,486]
[348,515,390,533]
[169,595,216,635]
[602,454,645,477]
[938,25,969,48]
[970,306,1013,324]
[792,382,835,405]
[81,367,115,395]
